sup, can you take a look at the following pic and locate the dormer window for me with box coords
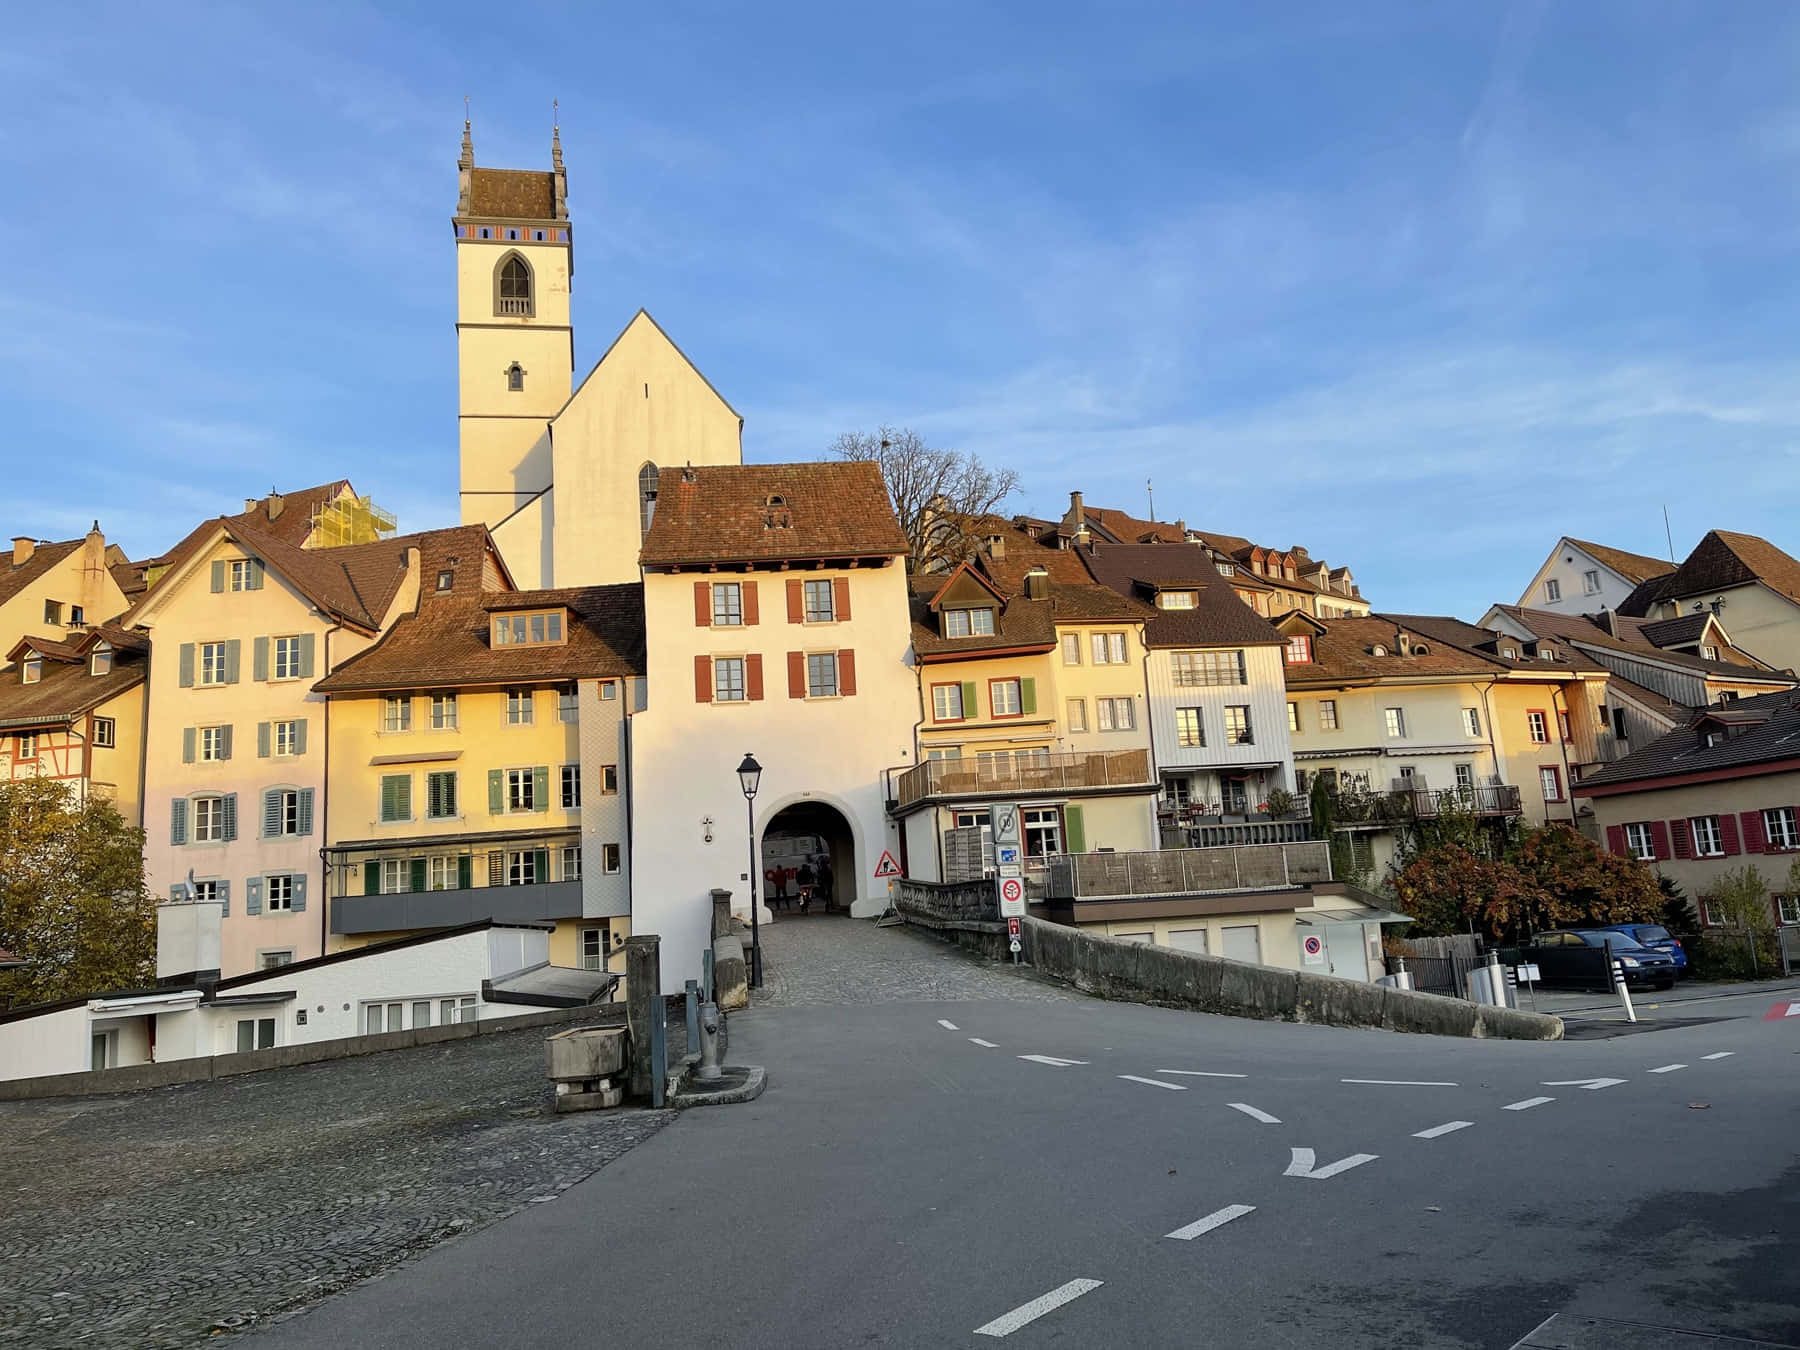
[1285,636,1312,664]
[1216,563,1234,577]
[491,608,566,647]
[22,656,42,684]
[90,644,112,676]
[1502,647,1518,659]
[1538,648,1555,661]
[944,607,995,638]
[1157,591,1197,609]
[436,569,455,593]
[1701,644,1719,661]
[1371,644,1387,657]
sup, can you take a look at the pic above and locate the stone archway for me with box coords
[759,799,858,918]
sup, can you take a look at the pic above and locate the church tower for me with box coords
[454,117,573,588]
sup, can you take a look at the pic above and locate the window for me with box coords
[713,657,746,703]
[1175,708,1204,747]
[562,845,583,881]
[266,636,300,681]
[1090,632,1128,664]
[1502,646,1518,660]
[1066,698,1088,733]
[228,559,256,592]
[236,1018,276,1052]
[1096,697,1134,731]
[193,795,224,842]
[436,569,455,593]
[271,720,298,757]
[69,605,83,625]
[1765,807,1799,851]
[200,725,230,762]
[1701,644,1719,661]
[1700,899,1723,927]
[1023,806,1063,860]
[506,767,536,812]
[199,641,229,686]
[507,850,538,885]
[1318,700,1338,731]
[90,646,112,676]
[441,996,477,1025]
[711,583,743,627]
[561,764,581,809]
[492,611,565,647]
[380,774,412,823]
[506,689,534,725]
[1557,710,1572,741]
[599,764,619,795]
[803,579,836,623]
[1625,822,1655,861]
[17,653,43,686]
[382,696,412,732]
[1384,707,1406,738]
[42,599,63,627]
[1060,633,1082,665]
[807,652,841,698]
[1776,894,1800,924]
[1224,706,1253,745]
[378,859,409,894]
[990,679,1023,718]
[1285,635,1312,664]
[1464,707,1481,737]
[1539,766,1563,802]
[263,874,294,911]
[260,951,293,970]
[932,683,965,721]
[1538,648,1556,662]
[93,716,115,748]
[1582,569,1601,595]
[506,362,525,392]
[944,608,996,637]
[497,253,532,315]
[428,855,460,890]
[602,843,621,874]
[365,1002,405,1034]
[558,689,579,723]
[12,731,36,759]
[430,694,458,730]
[1157,591,1196,609]
[1527,710,1549,744]
[1544,579,1561,602]
[638,464,660,540]
[427,771,458,820]
[1691,815,1724,857]
[580,926,609,971]
[1454,763,1475,790]
[1287,702,1300,732]
[1171,651,1244,686]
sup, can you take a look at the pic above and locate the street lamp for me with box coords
[737,752,764,989]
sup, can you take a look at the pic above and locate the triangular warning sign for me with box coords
[873,850,903,878]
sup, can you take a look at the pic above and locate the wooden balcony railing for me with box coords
[894,749,1154,810]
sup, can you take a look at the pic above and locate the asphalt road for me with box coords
[246,973,1800,1349]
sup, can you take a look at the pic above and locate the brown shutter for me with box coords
[838,649,857,696]
[787,578,804,623]
[694,581,711,627]
[694,655,713,703]
[788,651,806,699]
[834,576,853,621]
[746,653,764,701]
[743,580,760,626]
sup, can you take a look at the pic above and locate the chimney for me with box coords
[986,533,1006,560]
[1394,626,1410,656]
[1023,568,1049,601]
[11,537,35,568]
[266,491,286,522]
[244,498,259,514]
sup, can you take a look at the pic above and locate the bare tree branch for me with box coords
[830,426,1020,572]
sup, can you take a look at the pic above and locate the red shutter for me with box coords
[834,576,853,622]
[694,581,712,627]
[1648,820,1671,860]
[838,649,857,697]
[1605,825,1627,856]
[1740,811,1767,853]
[1670,819,1692,859]
[1719,814,1741,857]
[787,651,806,699]
[746,653,764,701]
[743,580,760,626]
[693,655,713,703]
[786,579,804,623]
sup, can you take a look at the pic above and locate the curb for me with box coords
[669,1065,766,1109]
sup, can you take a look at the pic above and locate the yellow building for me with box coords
[0,526,132,654]
[0,626,148,824]
[314,586,643,976]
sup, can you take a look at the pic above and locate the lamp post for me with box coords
[737,752,764,988]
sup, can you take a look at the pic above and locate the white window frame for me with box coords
[382,696,411,733]
[1544,579,1561,602]
[193,795,223,842]
[1581,569,1601,595]
[507,849,538,886]
[506,767,536,813]
[1285,635,1311,664]
[274,719,299,757]
[558,689,579,723]
[1023,806,1063,860]
[1060,633,1081,665]
[562,844,583,881]
[200,725,226,762]
[272,635,303,681]
[1625,822,1655,861]
[803,579,836,624]
[229,559,254,592]
[273,788,302,837]
[990,679,1022,718]
[1318,699,1338,732]
[1691,815,1724,858]
[1287,702,1300,732]
[932,683,964,721]
[1464,707,1481,737]
[602,842,622,874]
[505,689,534,725]
[713,657,747,703]
[199,641,228,686]
[430,694,458,730]
[1765,807,1799,852]
[1384,707,1406,738]
[1779,895,1800,925]
[264,873,294,911]
[1065,698,1088,733]
[1158,591,1196,609]
[1527,710,1549,744]
[1171,650,1244,686]
[1096,697,1134,732]
[1539,766,1563,803]
[1090,632,1127,665]
[379,858,409,894]
[428,855,459,891]
[580,926,607,971]
[806,652,840,699]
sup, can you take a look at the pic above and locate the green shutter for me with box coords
[293,719,307,755]
[210,560,226,593]
[1064,805,1086,855]
[170,798,187,846]
[182,727,196,763]
[247,559,264,590]
[457,854,472,890]
[257,722,271,758]
[262,789,282,839]
[178,644,195,689]
[290,875,306,912]
[217,724,232,761]
[364,860,380,895]
[961,681,978,717]
[297,788,314,837]
[1020,677,1037,716]
[533,848,549,883]
[245,878,262,915]
[221,793,238,841]
[488,769,504,815]
[532,766,549,813]
[253,636,269,682]
[224,639,241,684]
[218,880,229,917]
[410,858,427,893]
[297,633,315,679]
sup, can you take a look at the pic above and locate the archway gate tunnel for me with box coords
[760,801,856,916]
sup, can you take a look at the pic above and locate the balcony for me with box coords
[894,749,1154,812]
[1183,819,1313,848]
[1326,784,1521,827]
[329,880,582,936]
[1044,841,1331,900]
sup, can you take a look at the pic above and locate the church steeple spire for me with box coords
[456,98,475,215]
[551,99,563,172]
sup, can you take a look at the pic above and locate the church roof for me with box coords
[466,168,558,221]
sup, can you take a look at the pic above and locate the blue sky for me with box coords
[5,2,1800,616]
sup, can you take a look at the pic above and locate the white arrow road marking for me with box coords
[1166,1204,1256,1241]
[1702,1052,1735,1060]
[1412,1120,1474,1139]
[969,1038,998,1048]
[1285,1148,1378,1179]
[1155,1069,1249,1078]
[1503,1096,1554,1111]
[1647,1064,1686,1074]
[1340,1078,1458,1087]
[937,1019,959,1031]
[1227,1102,1281,1124]
[974,1279,1103,1338]
[1118,1074,1186,1090]
[1542,1077,1626,1090]
[1018,1055,1088,1067]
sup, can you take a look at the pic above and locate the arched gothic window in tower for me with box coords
[496,254,533,316]
[506,362,525,392]
[638,463,660,540]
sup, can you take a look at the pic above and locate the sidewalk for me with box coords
[1520,974,1800,1021]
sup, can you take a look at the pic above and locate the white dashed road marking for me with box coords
[937,1019,959,1031]
[1647,1064,1686,1074]
[1155,1069,1249,1079]
[1412,1120,1474,1139]
[1504,1096,1555,1111]
[973,1279,1104,1338]
[1702,1052,1735,1060]
[1018,1055,1088,1067]
[1341,1078,1458,1087]
[1542,1077,1626,1090]
[1166,1204,1256,1241]
[1226,1102,1281,1124]
[1284,1148,1378,1180]
[1118,1074,1186,1091]
[969,1038,998,1048]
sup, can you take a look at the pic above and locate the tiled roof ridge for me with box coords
[1564,537,1676,584]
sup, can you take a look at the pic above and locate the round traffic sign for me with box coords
[1303,935,1323,956]
[999,877,1024,904]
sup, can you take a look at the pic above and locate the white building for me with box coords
[1515,537,1675,615]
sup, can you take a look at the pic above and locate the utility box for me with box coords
[546,1026,628,1111]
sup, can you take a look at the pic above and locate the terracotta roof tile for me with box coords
[1565,538,1676,585]
[1484,606,1783,680]
[0,540,82,609]
[466,168,557,220]
[0,636,146,730]
[1081,543,1284,648]
[909,577,1055,659]
[640,462,907,567]
[1580,688,1800,788]
[1619,530,1800,614]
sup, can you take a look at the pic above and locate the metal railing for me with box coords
[1328,784,1521,825]
[1044,841,1331,900]
[894,749,1153,809]
[1185,819,1313,848]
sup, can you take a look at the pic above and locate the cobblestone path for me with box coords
[0,1011,671,1349]
[751,913,1071,1007]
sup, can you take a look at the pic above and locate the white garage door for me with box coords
[1221,924,1262,964]
[1167,929,1209,954]
[1114,930,1155,944]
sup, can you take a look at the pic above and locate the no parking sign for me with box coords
[1302,934,1325,966]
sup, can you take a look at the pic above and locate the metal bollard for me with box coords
[1605,939,1638,1024]
[696,1001,723,1082]
[684,980,700,1058]
[1392,955,1414,991]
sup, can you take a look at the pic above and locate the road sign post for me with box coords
[1007,915,1022,963]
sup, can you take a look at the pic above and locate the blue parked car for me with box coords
[1591,923,1689,977]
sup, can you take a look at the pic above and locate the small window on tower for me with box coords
[506,363,525,392]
